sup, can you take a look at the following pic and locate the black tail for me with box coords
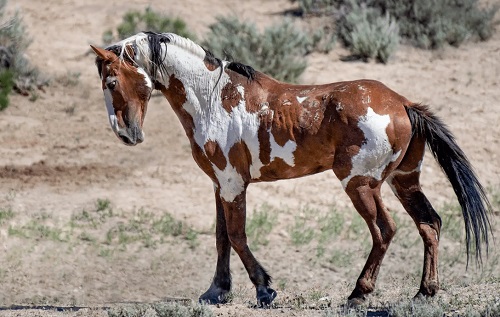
[405,104,492,265]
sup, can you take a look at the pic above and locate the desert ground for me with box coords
[0,0,499,316]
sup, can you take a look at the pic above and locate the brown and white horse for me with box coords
[91,32,491,306]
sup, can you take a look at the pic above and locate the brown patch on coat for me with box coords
[204,140,227,171]
[157,75,194,139]
[221,82,243,113]
[393,124,425,174]
[191,143,217,182]
[227,141,251,182]
[204,60,219,71]
[257,124,272,166]
[224,71,264,114]
[269,96,300,147]
[257,157,299,181]
[298,98,326,134]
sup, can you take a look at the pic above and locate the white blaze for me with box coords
[103,88,119,133]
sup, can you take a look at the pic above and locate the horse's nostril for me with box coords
[118,131,135,145]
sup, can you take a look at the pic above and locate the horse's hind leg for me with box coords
[343,177,397,304]
[387,137,441,297]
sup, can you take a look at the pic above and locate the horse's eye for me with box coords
[106,79,117,90]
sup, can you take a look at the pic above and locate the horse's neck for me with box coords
[156,46,257,154]
[158,44,229,117]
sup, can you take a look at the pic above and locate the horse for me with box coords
[90,31,491,307]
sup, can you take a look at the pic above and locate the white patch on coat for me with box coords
[136,67,153,89]
[213,165,245,202]
[341,107,401,189]
[103,88,119,133]
[391,159,423,178]
[270,132,297,166]
[297,96,307,104]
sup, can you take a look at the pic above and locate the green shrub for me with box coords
[289,215,315,245]
[0,206,14,224]
[370,0,498,49]
[108,301,213,317]
[203,16,329,83]
[103,7,195,44]
[336,1,399,63]
[291,0,339,15]
[303,0,498,50]
[0,0,46,109]
[246,204,277,249]
[389,299,445,317]
[0,69,13,110]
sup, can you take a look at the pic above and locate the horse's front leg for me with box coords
[199,186,232,304]
[222,188,276,307]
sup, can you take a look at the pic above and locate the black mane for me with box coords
[215,49,256,80]
[203,45,256,80]
[145,31,170,80]
[226,62,256,80]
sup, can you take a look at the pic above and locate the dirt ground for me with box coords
[1,0,499,316]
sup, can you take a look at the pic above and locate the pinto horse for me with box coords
[90,32,491,306]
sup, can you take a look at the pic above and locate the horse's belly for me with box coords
[249,144,333,182]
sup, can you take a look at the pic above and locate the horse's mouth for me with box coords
[117,128,144,146]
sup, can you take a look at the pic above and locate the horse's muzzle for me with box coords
[117,125,144,146]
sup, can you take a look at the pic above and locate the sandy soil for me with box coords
[1,0,499,316]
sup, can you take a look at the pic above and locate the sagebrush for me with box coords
[370,0,499,49]
[107,301,213,317]
[202,16,330,83]
[0,0,46,109]
[336,1,399,63]
[292,0,497,63]
[296,0,498,49]
[292,0,339,15]
[102,7,195,44]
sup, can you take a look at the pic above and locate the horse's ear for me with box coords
[90,45,116,61]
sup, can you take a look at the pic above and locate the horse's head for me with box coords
[91,45,153,146]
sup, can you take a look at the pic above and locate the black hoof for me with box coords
[415,282,439,299]
[199,285,230,305]
[256,286,277,308]
[347,296,366,307]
